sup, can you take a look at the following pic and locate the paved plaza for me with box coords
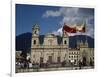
[16,66,94,73]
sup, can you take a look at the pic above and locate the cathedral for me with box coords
[31,24,94,67]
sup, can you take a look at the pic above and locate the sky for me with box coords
[16,4,94,38]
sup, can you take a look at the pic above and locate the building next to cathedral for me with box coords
[31,24,94,67]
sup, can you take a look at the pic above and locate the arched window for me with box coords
[64,40,67,44]
[34,30,37,34]
[33,40,36,45]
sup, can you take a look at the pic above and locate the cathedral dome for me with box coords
[45,33,56,38]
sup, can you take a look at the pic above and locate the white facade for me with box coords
[31,24,94,66]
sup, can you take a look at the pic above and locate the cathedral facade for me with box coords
[31,24,94,66]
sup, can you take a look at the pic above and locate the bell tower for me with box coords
[32,24,40,36]
[31,24,40,63]
[62,29,69,47]
[62,23,69,46]
[31,24,40,46]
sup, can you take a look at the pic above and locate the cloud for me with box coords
[43,10,61,17]
[43,7,94,38]
[43,7,79,18]
[52,27,62,36]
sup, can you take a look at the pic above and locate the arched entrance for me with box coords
[82,56,87,66]
[82,50,87,66]
[48,56,52,63]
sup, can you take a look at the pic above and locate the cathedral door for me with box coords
[82,56,87,66]
[82,50,87,66]
[40,57,43,63]
[57,57,61,63]
[48,56,52,63]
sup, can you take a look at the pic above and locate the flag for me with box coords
[79,26,85,32]
[63,23,76,33]
[76,23,86,32]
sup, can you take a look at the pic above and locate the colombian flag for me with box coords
[63,23,86,33]
[63,23,76,33]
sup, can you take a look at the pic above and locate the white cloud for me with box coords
[43,7,94,38]
[43,7,79,18]
[59,7,79,17]
[43,10,61,17]
[52,27,62,36]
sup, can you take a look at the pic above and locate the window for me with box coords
[35,31,36,34]
[77,52,79,55]
[71,56,73,58]
[74,52,76,55]
[64,40,67,44]
[33,40,36,44]
[74,55,76,58]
